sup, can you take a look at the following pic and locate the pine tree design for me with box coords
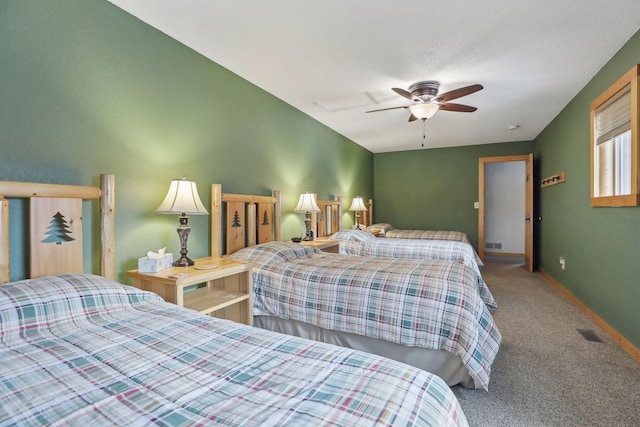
[232,210,242,228]
[41,212,75,245]
[231,209,242,238]
[262,210,270,226]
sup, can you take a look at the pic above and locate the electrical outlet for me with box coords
[559,256,565,270]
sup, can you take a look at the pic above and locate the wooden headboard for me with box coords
[0,174,115,283]
[362,198,373,227]
[211,183,281,258]
[312,196,343,238]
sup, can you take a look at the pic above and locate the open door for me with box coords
[478,154,534,272]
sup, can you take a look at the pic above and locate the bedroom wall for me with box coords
[373,140,533,249]
[0,1,372,282]
[534,29,640,350]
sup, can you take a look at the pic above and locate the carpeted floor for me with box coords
[452,261,640,426]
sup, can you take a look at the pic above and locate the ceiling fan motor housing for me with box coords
[408,81,439,101]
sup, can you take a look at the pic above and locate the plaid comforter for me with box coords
[229,242,502,390]
[0,274,468,427]
[386,229,471,243]
[366,224,472,243]
[333,230,496,313]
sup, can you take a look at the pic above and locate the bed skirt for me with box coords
[254,315,476,388]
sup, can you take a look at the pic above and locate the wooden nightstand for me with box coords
[299,238,340,253]
[127,257,253,326]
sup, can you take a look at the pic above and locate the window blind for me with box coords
[596,86,631,145]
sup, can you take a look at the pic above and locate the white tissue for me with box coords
[146,247,167,258]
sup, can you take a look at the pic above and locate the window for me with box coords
[590,64,640,207]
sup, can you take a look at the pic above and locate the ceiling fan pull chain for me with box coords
[422,119,426,147]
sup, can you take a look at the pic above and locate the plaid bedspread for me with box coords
[230,242,502,390]
[0,274,468,427]
[365,223,472,243]
[333,230,496,313]
[385,229,472,243]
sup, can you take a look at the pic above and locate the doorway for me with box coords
[478,154,534,272]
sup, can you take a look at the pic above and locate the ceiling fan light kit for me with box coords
[409,103,439,120]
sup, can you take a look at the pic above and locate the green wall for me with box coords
[373,141,533,249]
[0,1,372,282]
[534,29,640,348]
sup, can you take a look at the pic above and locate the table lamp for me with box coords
[349,196,367,230]
[157,176,209,267]
[295,192,320,241]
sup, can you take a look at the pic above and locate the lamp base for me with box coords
[173,256,194,267]
[175,217,194,267]
[303,213,314,241]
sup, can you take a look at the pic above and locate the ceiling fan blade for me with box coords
[366,105,409,113]
[392,87,415,101]
[436,84,483,102]
[408,114,417,122]
[439,103,477,112]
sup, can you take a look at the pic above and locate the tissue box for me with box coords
[138,253,174,273]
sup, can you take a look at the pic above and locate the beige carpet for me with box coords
[452,261,640,426]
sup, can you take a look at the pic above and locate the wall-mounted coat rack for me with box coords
[541,171,566,188]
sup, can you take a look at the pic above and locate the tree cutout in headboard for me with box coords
[30,197,83,278]
[258,203,273,244]
[226,202,246,255]
[231,210,242,229]
[41,212,76,244]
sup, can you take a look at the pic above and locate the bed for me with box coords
[211,184,502,390]
[228,242,501,390]
[0,273,468,426]
[366,223,472,243]
[0,177,469,426]
[332,229,497,313]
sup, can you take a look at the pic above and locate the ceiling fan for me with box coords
[366,81,483,122]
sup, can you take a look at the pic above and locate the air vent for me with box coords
[314,92,377,112]
[577,328,602,342]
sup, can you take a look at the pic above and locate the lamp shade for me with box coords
[409,103,439,120]
[295,192,320,213]
[349,196,367,212]
[156,177,208,215]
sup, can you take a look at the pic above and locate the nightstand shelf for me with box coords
[183,286,250,315]
[127,257,253,325]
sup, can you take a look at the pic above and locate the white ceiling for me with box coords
[108,0,640,153]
